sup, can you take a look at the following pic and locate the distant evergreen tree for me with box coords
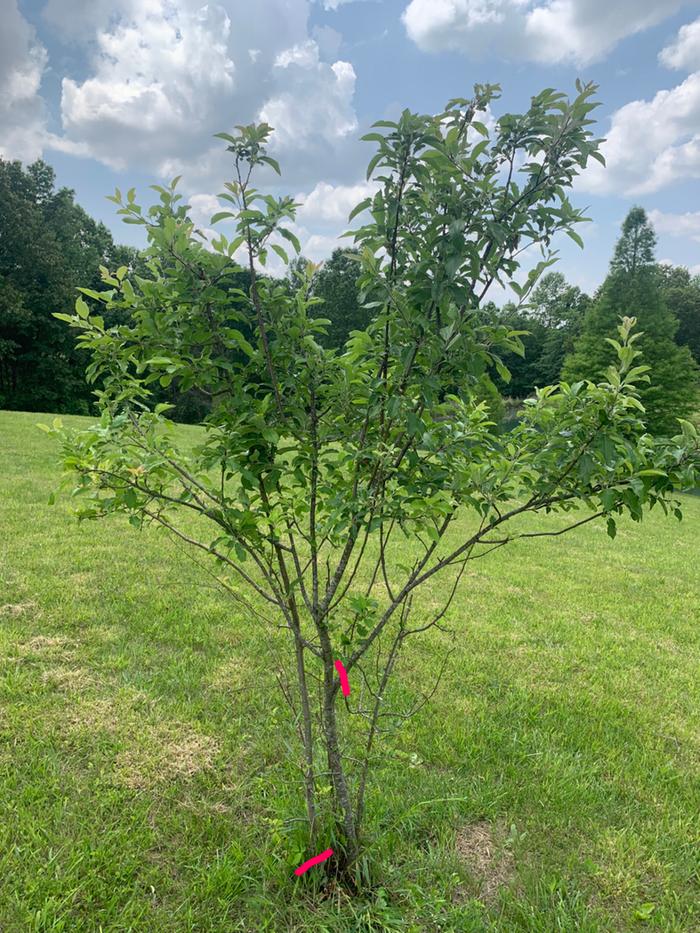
[563,208,699,434]
[610,206,656,275]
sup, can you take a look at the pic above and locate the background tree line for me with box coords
[1,157,698,434]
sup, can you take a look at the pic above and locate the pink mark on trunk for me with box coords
[335,659,350,696]
[294,847,333,876]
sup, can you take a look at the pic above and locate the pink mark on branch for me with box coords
[295,848,333,876]
[335,659,350,696]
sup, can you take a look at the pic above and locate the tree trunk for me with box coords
[292,630,317,843]
[318,626,358,868]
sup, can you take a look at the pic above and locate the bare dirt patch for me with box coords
[454,820,516,905]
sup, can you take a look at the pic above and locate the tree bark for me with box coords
[318,625,358,867]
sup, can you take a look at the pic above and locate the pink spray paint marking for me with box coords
[295,847,333,876]
[335,659,350,696]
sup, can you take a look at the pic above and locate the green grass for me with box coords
[1,408,698,931]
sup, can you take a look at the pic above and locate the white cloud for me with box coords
[187,193,224,228]
[577,16,700,195]
[0,1,48,163]
[648,208,700,241]
[51,1,360,189]
[319,0,374,10]
[660,16,700,71]
[59,2,236,172]
[296,179,376,224]
[402,0,689,65]
[577,71,700,195]
[259,42,358,150]
[42,0,132,41]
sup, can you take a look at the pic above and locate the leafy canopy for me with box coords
[45,83,700,867]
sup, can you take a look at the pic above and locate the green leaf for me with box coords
[260,155,281,175]
[279,228,301,253]
[633,903,656,921]
[229,329,256,358]
[270,243,289,264]
[566,229,584,249]
[495,360,511,383]
[348,198,372,222]
[365,152,383,180]
[210,211,237,224]
[77,288,107,301]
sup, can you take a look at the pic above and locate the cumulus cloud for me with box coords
[296,179,376,224]
[577,15,700,195]
[402,0,689,65]
[259,41,358,150]
[0,1,48,163]
[59,2,235,172]
[649,208,700,241]
[659,15,700,71]
[577,70,700,195]
[50,0,360,189]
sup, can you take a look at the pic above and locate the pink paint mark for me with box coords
[295,847,333,876]
[335,659,350,696]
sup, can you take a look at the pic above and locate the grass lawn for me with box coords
[1,408,698,931]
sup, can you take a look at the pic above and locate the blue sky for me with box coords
[3,0,700,298]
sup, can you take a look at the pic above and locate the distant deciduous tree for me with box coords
[488,274,589,401]
[287,249,371,351]
[488,301,547,399]
[0,159,139,413]
[657,263,700,365]
[531,272,590,386]
[563,208,699,434]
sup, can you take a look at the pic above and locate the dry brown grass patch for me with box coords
[64,697,121,732]
[60,688,220,788]
[23,634,71,652]
[454,820,515,905]
[1,601,38,617]
[115,726,219,789]
[41,665,94,693]
[209,655,252,692]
